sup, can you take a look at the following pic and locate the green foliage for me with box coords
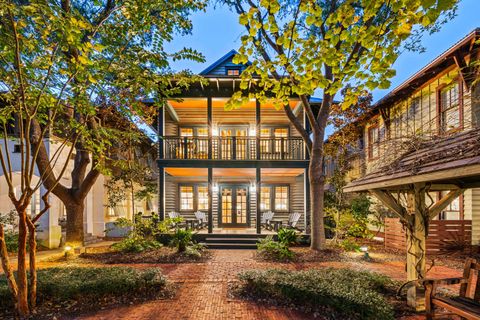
[237,268,396,320]
[0,267,167,310]
[3,231,19,253]
[111,234,162,253]
[339,238,361,252]
[277,228,299,246]
[170,228,193,253]
[257,236,294,261]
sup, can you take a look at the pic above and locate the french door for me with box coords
[219,184,249,227]
[219,126,248,159]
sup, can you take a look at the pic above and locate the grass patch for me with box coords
[235,268,396,320]
[0,266,171,317]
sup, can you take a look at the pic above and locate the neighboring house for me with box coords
[0,136,105,249]
[339,28,480,248]
[157,50,317,233]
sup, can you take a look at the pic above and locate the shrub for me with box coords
[112,234,162,253]
[277,228,299,246]
[170,228,193,253]
[237,268,395,320]
[339,238,361,252]
[4,230,18,253]
[0,267,167,310]
[257,236,294,261]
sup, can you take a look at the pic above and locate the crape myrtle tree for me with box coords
[0,0,204,316]
[224,0,457,250]
[1,0,206,248]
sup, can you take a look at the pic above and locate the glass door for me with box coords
[219,184,249,227]
[219,126,248,159]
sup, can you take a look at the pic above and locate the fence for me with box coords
[384,218,472,255]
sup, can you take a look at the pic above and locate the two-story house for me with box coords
[157,50,316,235]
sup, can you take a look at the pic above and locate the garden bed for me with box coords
[0,266,174,319]
[80,246,212,264]
[230,268,415,320]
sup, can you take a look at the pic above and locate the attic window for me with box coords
[226,68,240,76]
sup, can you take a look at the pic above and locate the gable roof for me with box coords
[199,50,251,77]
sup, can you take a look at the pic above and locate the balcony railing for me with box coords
[162,136,305,160]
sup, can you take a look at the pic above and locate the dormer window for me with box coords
[226,68,240,76]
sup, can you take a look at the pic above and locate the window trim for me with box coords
[178,183,209,212]
[259,184,290,213]
[225,67,241,76]
[367,123,380,161]
[437,192,464,220]
[436,77,464,134]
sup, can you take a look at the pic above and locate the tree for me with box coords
[224,0,457,250]
[1,0,206,248]
[0,0,204,316]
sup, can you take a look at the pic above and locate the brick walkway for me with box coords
[73,250,461,320]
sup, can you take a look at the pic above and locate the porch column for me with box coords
[256,167,261,234]
[208,167,213,233]
[158,101,165,220]
[256,99,261,160]
[406,183,427,311]
[207,96,213,159]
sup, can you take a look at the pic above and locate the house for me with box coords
[156,50,316,234]
[338,28,480,308]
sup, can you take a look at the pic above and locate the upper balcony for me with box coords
[162,136,305,161]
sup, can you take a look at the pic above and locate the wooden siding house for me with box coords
[339,28,480,308]
[157,50,315,233]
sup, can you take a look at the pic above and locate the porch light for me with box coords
[250,183,256,193]
[213,183,219,192]
[249,128,256,136]
[212,127,219,136]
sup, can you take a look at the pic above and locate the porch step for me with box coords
[201,235,263,249]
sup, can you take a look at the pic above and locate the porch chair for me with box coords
[194,211,208,230]
[286,212,302,231]
[167,211,185,229]
[261,211,275,230]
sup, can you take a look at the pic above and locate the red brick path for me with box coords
[73,250,461,320]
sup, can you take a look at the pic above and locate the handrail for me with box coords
[161,136,305,160]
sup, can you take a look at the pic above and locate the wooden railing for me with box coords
[384,218,472,255]
[162,136,305,160]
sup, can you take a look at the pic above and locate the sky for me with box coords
[164,0,480,135]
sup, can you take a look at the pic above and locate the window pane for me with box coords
[197,186,209,211]
[180,186,194,210]
[274,186,289,211]
[197,127,208,136]
[180,128,193,137]
[369,126,379,158]
[227,69,239,76]
[260,187,271,211]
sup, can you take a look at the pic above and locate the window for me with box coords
[179,184,209,211]
[260,187,271,211]
[180,127,194,137]
[259,185,290,212]
[438,81,462,133]
[197,185,209,211]
[438,192,463,220]
[226,68,240,76]
[367,125,380,160]
[274,128,288,153]
[274,186,289,211]
[179,186,194,211]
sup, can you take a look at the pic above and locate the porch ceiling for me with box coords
[165,167,304,177]
[167,98,300,125]
[344,129,480,192]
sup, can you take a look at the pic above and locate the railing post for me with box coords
[232,137,237,160]
[183,137,188,159]
[281,137,285,160]
[207,96,212,159]
[256,99,261,160]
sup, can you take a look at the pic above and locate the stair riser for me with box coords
[205,245,257,250]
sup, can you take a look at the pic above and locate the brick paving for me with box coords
[73,250,461,320]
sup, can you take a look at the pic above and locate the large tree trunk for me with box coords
[0,224,18,306]
[16,208,30,317]
[309,134,326,251]
[65,202,85,246]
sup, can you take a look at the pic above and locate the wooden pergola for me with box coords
[344,129,480,309]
